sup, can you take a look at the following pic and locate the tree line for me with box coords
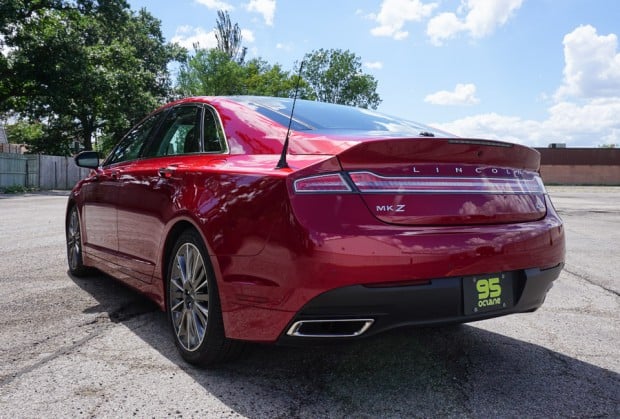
[1,1,381,155]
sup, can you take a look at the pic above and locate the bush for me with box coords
[0,185,38,194]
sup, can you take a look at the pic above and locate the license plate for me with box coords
[463,273,514,315]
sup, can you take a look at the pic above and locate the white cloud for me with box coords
[432,25,620,147]
[427,0,523,45]
[425,83,479,105]
[434,97,620,147]
[195,0,234,10]
[246,0,276,26]
[426,12,464,45]
[371,0,437,40]
[171,26,218,50]
[419,23,620,147]
[171,26,254,51]
[546,98,620,142]
[364,61,384,70]
[276,42,294,52]
[435,113,543,145]
[555,25,620,100]
[241,28,255,43]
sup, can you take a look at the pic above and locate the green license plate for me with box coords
[463,273,514,315]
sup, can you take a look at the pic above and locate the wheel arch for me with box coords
[65,197,78,226]
[64,196,93,277]
[159,218,221,310]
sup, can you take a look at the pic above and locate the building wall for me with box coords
[536,148,620,185]
[539,165,620,185]
[0,143,27,154]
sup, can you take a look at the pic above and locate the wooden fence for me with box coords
[0,153,90,190]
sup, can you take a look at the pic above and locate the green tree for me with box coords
[302,48,381,109]
[177,11,307,99]
[5,120,44,145]
[1,0,185,154]
[242,58,307,97]
[215,10,246,64]
[4,117,81,155]
[177,49,245,96]
[177,50,303,98]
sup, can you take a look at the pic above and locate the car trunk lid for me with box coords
[336,138,547,226]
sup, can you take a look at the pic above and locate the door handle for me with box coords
[91,169,119,181]
[158,167,177,178]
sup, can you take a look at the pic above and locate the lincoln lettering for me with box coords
[412,166,523,177]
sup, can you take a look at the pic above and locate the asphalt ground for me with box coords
[0,187,618,418]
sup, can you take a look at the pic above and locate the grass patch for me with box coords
[0,185,39,194]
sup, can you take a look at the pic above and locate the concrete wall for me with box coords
[539,165,620,185]
[536,148,620,185]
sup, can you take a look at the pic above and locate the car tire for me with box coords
[66,206,91,277]
[166,229,243,366]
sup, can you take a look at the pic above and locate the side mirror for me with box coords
[74,151,100,169]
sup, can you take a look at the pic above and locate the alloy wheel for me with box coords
[66,208,82,271]
[169,242,210,351]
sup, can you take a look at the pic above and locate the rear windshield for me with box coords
[228,96,453,137]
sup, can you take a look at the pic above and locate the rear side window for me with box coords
[203,106,227,153]
[144,106,202,157]
[106,112,162,165]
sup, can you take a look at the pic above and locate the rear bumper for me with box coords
[219,198,565,342]
[277,263,563,344]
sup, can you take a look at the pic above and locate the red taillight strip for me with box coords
[349,171,546,194]
[294,173,353,193]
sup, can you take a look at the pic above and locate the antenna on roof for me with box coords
[276,60,305,169]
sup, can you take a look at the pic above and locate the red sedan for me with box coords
[66,96,565,366]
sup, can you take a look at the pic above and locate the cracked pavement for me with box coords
[0,187,618,418]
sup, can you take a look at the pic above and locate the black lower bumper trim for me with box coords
[278,263,563,345]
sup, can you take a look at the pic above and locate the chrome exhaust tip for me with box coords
[286,319,374,338]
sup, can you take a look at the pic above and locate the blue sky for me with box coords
[128,0,620,148]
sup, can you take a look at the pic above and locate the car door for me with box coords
[115,104,227,283]
[80,111,164,261]
[79,166,121,252]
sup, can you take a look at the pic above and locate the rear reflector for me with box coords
[294,173,352,193]
[349,171,546,195]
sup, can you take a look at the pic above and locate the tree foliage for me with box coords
[6,118,76,155]
[243,58,306,98]
[5,120,44,146]
[215,10,246,64]
[1,0,185,154]
[177,12,376,106]
[302,48,381,109]
[177,49,245,96]
[177,49,305,98]
[1,4,383,155]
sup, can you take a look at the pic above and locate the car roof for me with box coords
[165,96,455,139]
